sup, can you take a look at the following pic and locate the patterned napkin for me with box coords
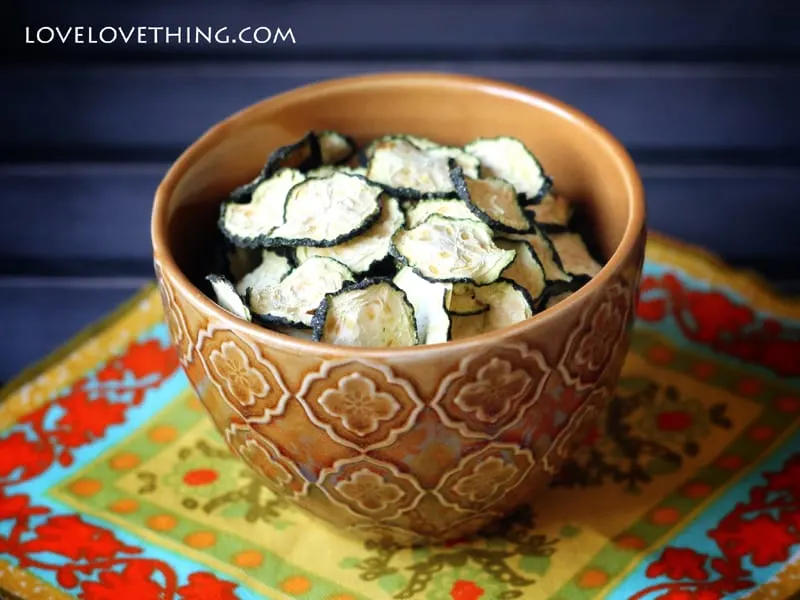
[1,234,798,600]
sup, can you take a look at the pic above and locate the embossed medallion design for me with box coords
[433,444,536,513]
[318,456,425,521]
[335,469,404,513]
[559,278,633,390]
[432,343,552,439]
[196,324,290,424]
[542,386,609,474]
[296,360,424,451]
[318,373,401,436]
[153,259,193,365]
[224,421,310,499]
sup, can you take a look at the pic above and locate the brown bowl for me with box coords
[151,72,646,545]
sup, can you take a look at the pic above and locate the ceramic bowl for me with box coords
[151,72,646,545]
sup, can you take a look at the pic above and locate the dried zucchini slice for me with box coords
[366,138,457,199]
[248,256,355,327]
[526,192,573,229]
[504,226,571,282]
[549,232,604,277]
[495,238,547,301]
[449,280,534,339]
[223,245,262,282]
[262,132,321,178]
[450,163,531,233]
[540,276,592,309]
[403,135,440,150]
[235,249,293,296]
[206,274,251,321]
[404,199,481,228]
[450,312,488,341]
[267,172,384,247]
[362,134,438,162]
[306,164,367,179]
[426,146,481,178]
[391,215,516,285]
[227,174,263,204]
[393,266,451,345]
[464,136,552,202]
[318,131,356,165]
[219,168,306,247]
[295,195,404,274]
[313,278,418,347]
[445,283,489,316]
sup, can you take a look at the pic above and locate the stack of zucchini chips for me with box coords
[207,131,603,348]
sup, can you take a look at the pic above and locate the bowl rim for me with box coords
[152,71,646,358]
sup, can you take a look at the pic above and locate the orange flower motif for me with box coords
[319,373,400,436]
[454,358,532,424]
[451,456,517,503]
[335,469,404,512]
[208,341,270,408]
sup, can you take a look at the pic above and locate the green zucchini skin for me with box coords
[262,131,322,179]
[227,177,263,204]
[390,214,516,286]
[465,135,553,204]
[220,174,384,250]
[448,160,533,234]
[537,275,591,309]
[310,276,419,345]
[517,177,554,206]
[317,130,358,166]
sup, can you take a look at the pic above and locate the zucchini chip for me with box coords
[267,172,384,247]
[393,266,451,345]
[227,175,263,204]
[313,278,418,347]
[540,275,592,309]
[464,136,552,202]
[366,138,457,199]
[450,163,532,233]
[450,312,488,341]
[526,192,573,229]
[206,274,251,322]
[219,168,306,247]
[403,134,440,150]
[549,232,604,277]
[262,132,321,178]
[224,245,262,282]
[362,134,438,162]
[495,238,547,302]
[449,280,534,339]
[248,256,355,327]
[404,199,481,228]
[235,249,293,296]
[295,195,405,274]
[318,131,357,165]
[306,164,367,179]
[426,146,481,178]
[505,226,571,282]
[391,215,516,285]
[445,283,489,316]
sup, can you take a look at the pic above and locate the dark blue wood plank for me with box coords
[1,163,798,271]
[0,279,146,382]
[8,0,799,59]
[3,63,798,154]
